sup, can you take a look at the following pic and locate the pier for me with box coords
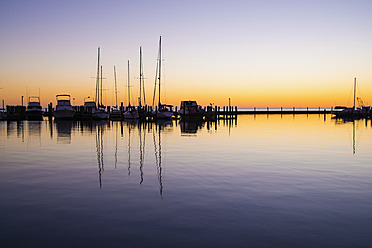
[0,104,347,122]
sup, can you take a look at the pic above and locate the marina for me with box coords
[1,1,372,247]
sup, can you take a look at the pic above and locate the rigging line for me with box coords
[346,83,354,107]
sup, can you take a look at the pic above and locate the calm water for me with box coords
[1,115,371,248]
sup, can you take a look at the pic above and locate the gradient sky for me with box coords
[1,0,371,108]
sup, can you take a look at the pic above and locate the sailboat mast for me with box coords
[100,65,103,107]
[353,77,356,110]
[158,36,162,107]
[114,65,118,108]
[139,47,142,107]
[96,47,100,106]
[141,47,146,105]
[127,60,131,107]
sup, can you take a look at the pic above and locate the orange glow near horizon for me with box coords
[2,76,371,109]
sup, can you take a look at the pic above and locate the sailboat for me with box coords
[152,36,173,119]
[110,65,122,120]
[124,60,139,119]
[86,47,110,120]
[333,78,371,118]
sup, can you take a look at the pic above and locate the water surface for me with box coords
[0,115,371,247]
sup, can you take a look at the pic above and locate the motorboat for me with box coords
[53,94,75,120]
[26,96,43,120]
[0,108,6,120]
[178,100,205,120]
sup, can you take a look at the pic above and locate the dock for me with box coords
[2,104,337,122]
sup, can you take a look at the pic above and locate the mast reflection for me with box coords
[334,118,360,154]
[95,123,105,188]
[153,121,169,198]
[123,120,138,176]
[139,122,146,184]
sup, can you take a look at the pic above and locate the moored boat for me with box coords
[124,60,139,119]
[0,108,6,120]
[26,96,43,120]
[333,78,371,119]
[89,47,110,120]
[53,94,75,120]
[124,106,139,119]
[152,36,173,120]
[110,65,122,120]
[178,100,205,120]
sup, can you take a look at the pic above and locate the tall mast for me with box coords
[353,77,356,110]
[139,47,142,107]
[100,65,103,107]
[141,47,146,105]
[114,65,118,108]
[96,47,100,106]
[127,60,131,107]
[158,36,162,107]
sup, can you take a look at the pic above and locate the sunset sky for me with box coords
[1,0,371,108]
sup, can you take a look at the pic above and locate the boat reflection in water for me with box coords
[81,119,170,195]
[55,120,74,144]
[180,120,204,135]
